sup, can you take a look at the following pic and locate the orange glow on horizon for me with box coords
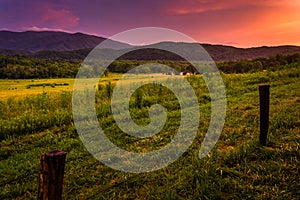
[167,0,300,47]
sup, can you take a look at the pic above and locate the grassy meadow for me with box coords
[0,78,74,100]
[0,73,175,100]
[0,63,299,199]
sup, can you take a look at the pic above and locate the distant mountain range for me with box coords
[0,30,132,52]
[1,30,300,61]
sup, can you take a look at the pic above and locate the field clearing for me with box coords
[0,73,177,100]
[0,78,75,100]
[0,65,299,199]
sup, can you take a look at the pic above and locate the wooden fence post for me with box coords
[38,150,67,200]
[259,84,270,146]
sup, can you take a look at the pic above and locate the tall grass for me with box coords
[0,63,299,199]
[0,92,72,140]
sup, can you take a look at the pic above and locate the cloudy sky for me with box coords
[1,0,299,47]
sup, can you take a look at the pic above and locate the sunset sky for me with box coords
[1,0,299,47]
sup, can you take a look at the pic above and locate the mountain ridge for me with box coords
[0,30,132,52]
[1,30,300,61]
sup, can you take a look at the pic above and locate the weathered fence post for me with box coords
[259,84,270,146]
[38,150,67,200]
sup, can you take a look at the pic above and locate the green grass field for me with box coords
[0,73,175,100]
[0,78,74,100]
[0,64,299,199]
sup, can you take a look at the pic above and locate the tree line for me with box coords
[0,53,299,79]
[0,55,80,79]
[217,53,300,73]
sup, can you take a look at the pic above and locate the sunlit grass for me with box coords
[0,64,299,199]
[0,73,176,100]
